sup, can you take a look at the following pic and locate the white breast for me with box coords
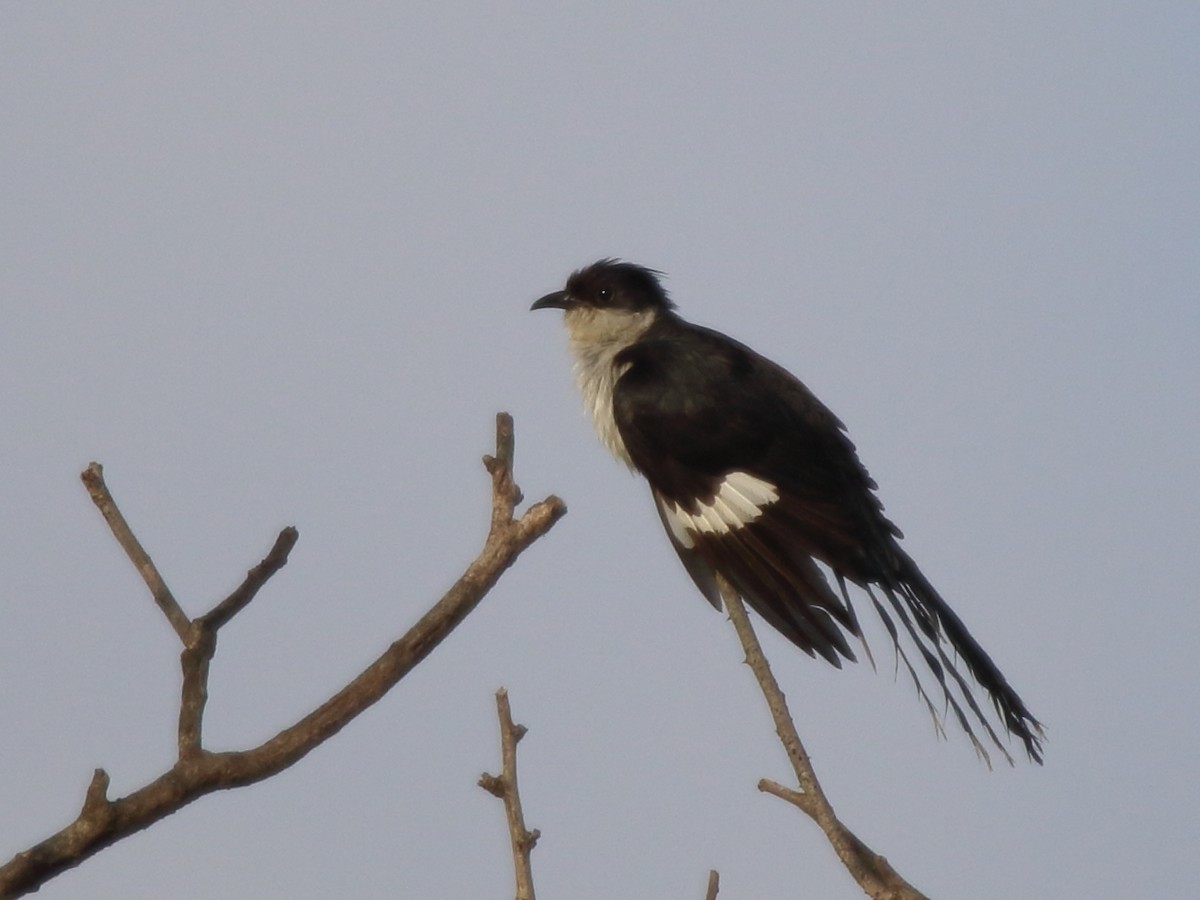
[562,306,657,467]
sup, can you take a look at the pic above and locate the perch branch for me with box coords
[0,413,565,898]
[479,688,540,900]
[717,575,929,900]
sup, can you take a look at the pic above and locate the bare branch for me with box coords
[479,688,539,900]
[703,869,720,900]
[80,462,191,642]
[718,575,929,900]
[79,461,284,760]
[179,528,300,757]
[200,526,299,632]
[1,414,565,898]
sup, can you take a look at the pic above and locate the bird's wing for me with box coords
[612,325,883,666]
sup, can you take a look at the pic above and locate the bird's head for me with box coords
[531,259,674,349]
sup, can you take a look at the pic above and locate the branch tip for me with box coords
[494,411,515,468]
[79,461,192,643]
[199,526,300,632]
[82,769,110,813]
[478,773,505,798]
[758,778,812,812]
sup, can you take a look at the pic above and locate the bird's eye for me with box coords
[597,288,612,303]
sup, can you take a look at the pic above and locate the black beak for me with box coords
[531,290,571,311]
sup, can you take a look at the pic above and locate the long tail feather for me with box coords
[884,548,1044,764]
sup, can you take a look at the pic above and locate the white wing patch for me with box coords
[661,471,780,549]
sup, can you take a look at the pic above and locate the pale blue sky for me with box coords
[2,3,1197,898]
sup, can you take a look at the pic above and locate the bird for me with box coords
[531,259,1044,765]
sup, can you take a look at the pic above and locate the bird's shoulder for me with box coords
[612,318,837,475]
[615,318,838,439]
[615,320,783,410]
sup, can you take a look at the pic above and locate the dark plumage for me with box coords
[532,259,1044,765]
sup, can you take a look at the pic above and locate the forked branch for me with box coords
[0,413,565,898]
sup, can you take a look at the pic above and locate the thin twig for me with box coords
[703,869,720,900]
[1,414,565,898]
[479,688,540,900]
[717,575,929,900]
[199,527,299,632]
[81,462,191,642]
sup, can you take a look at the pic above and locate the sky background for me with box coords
[2,3,1197,898]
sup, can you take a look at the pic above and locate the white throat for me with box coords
[561,305,658,467]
